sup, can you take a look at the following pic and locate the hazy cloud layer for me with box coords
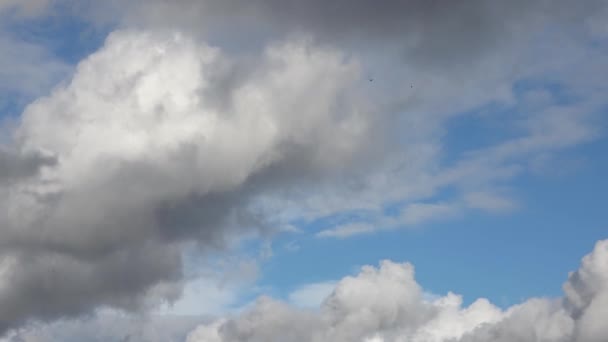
[187,240,608,342]
[112,1,605,67]
[0,0,49,17]
[2,312,205,342]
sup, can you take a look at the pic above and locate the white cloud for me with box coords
[187,239,608,342]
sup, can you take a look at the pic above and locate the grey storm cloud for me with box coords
[113,0,608,69]
[0,147,55,183]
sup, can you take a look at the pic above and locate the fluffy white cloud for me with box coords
[187,240,608,342]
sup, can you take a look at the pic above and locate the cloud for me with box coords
[0,29,372,333]
[0,146,55,183]
[7,239,608,341]
[108,1,605,69]
[2,311,206,342]
[316,200,463,239]
[401,202,461,225]
[187,239,608,342]
[1,0,608,336]
[316,223,377,239]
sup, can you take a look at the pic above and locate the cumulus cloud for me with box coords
[0,29,372,333]
[187,240,608,342]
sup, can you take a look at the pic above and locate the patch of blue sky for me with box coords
[258,132,608,309]
[0,9,107,120]
[166,104,608,313]
[6,10,107,64]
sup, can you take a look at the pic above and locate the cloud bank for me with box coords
[187,240,608,342]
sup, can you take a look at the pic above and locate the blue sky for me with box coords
[262,136,608,307]
[1,1,608,341]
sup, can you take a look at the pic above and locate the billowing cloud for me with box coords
[0,29,371,333]
[187,240,608,342]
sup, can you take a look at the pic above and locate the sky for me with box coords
[0,1,607,341]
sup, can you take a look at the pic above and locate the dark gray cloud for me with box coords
[0,147,55,183]
[113,0,608,69]
[0,243,182,333]
[7,313,206,342]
